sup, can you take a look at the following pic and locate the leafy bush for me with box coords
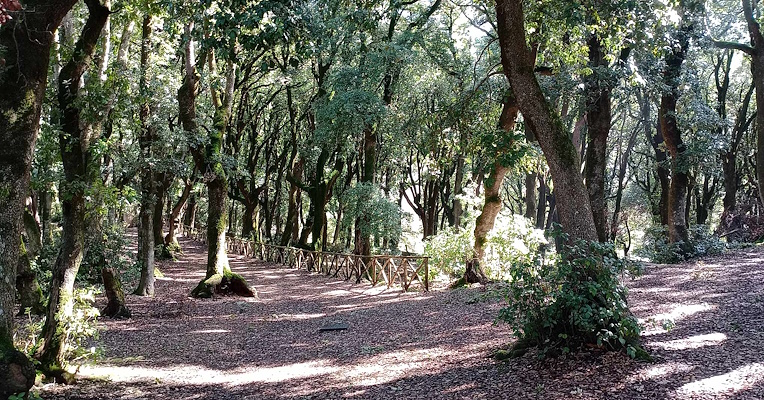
[15,289,102,367]
[498,240,643,358]
[484,215,548,280]
[423,214,548,281]
[423,226,472,279]
[637,225,725,264]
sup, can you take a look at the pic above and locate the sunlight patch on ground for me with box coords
[640,303,716,335]
[651,333,727,351]
[344,347,459,386]
[675,363,764,397]
[78,360,340,385]
[637,362,695,380]
[189,329,230,334]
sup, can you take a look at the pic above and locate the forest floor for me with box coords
[38,236,764,400]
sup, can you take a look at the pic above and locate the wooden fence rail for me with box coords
[177,224,429,291]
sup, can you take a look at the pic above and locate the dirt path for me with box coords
[40,238,764,399]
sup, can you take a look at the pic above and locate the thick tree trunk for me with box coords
[0,0,77,394]
[659,23,692,253]
[37,0,110,380]
[135,15,157,297]
[535,176,548,229]
[524,173,537,220]
[496,0,598,244]
[206,174,229,277]
[583,35,611,243]
[465,95,520,284]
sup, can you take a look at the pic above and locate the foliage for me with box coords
[341,183,402,252]
[484,215,548,280]
[77,224,136,284]
[15,288,101,367]
[423,225,472,279]
[637,225,725,264]
[498,241,643,358]
[424,214,549,281]
[58,288,102,365]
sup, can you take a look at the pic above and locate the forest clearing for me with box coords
[36,235,764,400]
[5,0,764,399]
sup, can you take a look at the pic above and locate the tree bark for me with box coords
[135,14,157,297]
[659,22,692,252]
[17,210,45,315]
[0,0,77,394]
[36,0,110,379]
[101,267,130,319]
[495,0,598,244]
[465,95,520,284]
[583,34,611,242]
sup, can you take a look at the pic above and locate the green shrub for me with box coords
[498,240,643,358]
[637,224,725,264]
[423,226,472,279]
[424,214,549,281]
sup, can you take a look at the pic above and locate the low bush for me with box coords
[637,225,724,264]
[498,240,644,359]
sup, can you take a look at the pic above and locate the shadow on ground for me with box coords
[38,237,764,399]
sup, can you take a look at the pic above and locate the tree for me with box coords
[659,10,693,253]
[495,0,598,243]
[34,0,110,381]
[713,0,764,208]
[0,0,77,391]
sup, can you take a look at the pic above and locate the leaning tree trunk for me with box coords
[135,14,157,296]
[36,0,110,381]
[660,22,692,254]
[465,95,519,284]
[0,0,77,395]
[165,178,195,247]
[101,267,131,318]
[496,0,598,245]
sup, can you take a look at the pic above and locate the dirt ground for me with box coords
[38,237,764,399]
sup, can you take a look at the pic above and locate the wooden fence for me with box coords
[178,224,429,291]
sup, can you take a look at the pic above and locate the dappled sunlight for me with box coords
[636,362,695,380]
[188,329,230,334]
[675,363,764,397]
[651,332,727,351]
[640,303,715,335]
[77,360,340,385]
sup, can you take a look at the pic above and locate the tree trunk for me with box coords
[465,95,520,284]
[184,192,197,228]
[17,210,45,315]
[165,179,194,246]
[101,267,130,319]
[637,89,670,225]
[583,34,611,243]
[659,22,692,253]
[281,158,303,246]
[0,0,77,394]
[36,0,110,380]
[134,14,157,297]
[496,0,598,244]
